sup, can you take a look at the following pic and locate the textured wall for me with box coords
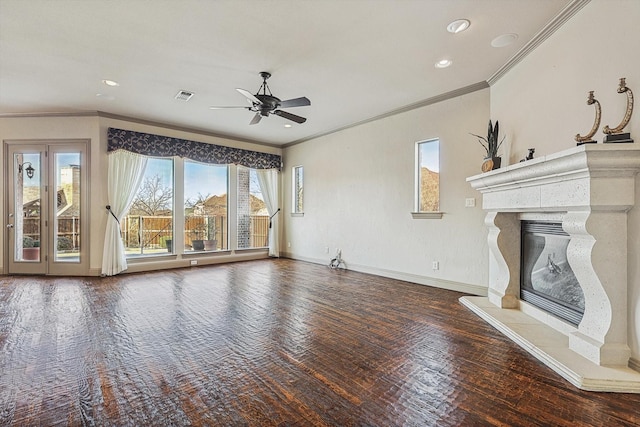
[282,89,491,293]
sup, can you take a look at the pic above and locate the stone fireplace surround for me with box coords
[464,144,640,393]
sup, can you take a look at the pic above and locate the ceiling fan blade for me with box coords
[279,96,311,108]
[249,112,262,125]
[209,106,251,110]
[274,110,307,124]
[236,88,262,105]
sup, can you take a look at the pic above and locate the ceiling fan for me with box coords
[210,71,311,125]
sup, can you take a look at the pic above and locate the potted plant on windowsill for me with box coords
[191,222,206,251]
[22,236,40,261]
[203,217,217,251]
[471,119,505,172]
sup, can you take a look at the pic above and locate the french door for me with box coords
[5,141,89,275]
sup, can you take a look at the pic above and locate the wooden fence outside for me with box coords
[120,215,269,251]
[21,215,269,252]
[22,217,80,248]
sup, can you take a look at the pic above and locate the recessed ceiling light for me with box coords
[447,19,470,34]
[102,79,119,87]
[284,124,292,128]
[491,33,519,48]
[435,59,452,69]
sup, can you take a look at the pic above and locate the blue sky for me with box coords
[145,158,228,201]
[420,140,440,172]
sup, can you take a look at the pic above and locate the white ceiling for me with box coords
[0,0,576,147]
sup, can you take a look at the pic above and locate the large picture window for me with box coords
[103,127,282,274]
[416,139,440,212]
[184,161,228,252]
[122,157,174,256]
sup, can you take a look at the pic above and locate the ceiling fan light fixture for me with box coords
[447,19,470,34]
[102,79,120,87]
[284,124,292,128]
[435,59,452,69]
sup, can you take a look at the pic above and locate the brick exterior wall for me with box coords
[236,167,251,249]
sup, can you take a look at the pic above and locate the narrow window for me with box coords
[292,166,304,214]
[416,140,440,212]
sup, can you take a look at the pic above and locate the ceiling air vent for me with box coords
[175,90,194,101]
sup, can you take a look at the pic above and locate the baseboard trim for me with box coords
[630,357,640,373]
[122,251,270,275]
[281,252,487,296]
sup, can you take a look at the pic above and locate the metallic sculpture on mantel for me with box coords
[603,77,634,143]
[575,90,601,145]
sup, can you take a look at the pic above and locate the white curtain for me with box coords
[101,150,148,276]
[256,168,280,257]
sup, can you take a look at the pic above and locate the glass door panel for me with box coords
[54,153,81,263]
[7,146,47,275]
[15,152,42,263]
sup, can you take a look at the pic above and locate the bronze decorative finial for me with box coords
[575,91,601,143]
[603,78,633,135]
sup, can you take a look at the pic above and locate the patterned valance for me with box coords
[107,127,282,170]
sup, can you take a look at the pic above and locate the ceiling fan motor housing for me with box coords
[255,94,280,115]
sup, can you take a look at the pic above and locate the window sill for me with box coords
[411,211,444,219]
[290,212,304,217]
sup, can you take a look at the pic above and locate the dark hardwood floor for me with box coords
[0,259,638,426]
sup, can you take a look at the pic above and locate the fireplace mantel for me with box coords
[463,144,640,393]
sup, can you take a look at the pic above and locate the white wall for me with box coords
[490,0,640,361]
[282,89,490,294]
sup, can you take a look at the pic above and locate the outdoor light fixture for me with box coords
[18,161,35,179]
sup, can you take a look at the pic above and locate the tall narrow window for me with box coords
[416,140,440,212]
[237,166,268,249]
[292,165,304,214]
[184,161,228,252]
[123,157,174,256]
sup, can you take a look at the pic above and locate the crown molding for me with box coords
[0,110,282,150]
[487,0,591,86]
[284,81,489,148]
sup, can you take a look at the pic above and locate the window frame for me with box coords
[292,165,304,216]
[412,139,443,219]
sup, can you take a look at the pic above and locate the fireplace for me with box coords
[463,144,640,393]
[520,221,584,326]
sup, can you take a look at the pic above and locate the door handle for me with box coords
[6,224,14,228]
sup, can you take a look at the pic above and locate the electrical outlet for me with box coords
[465,197,476,208]
[432,261,439,270]
[287,242,291,248]
[190,260,198,266]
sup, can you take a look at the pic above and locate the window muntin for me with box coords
[292,166,304,213]
[416,140,440,212]
[184,160,228,252]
